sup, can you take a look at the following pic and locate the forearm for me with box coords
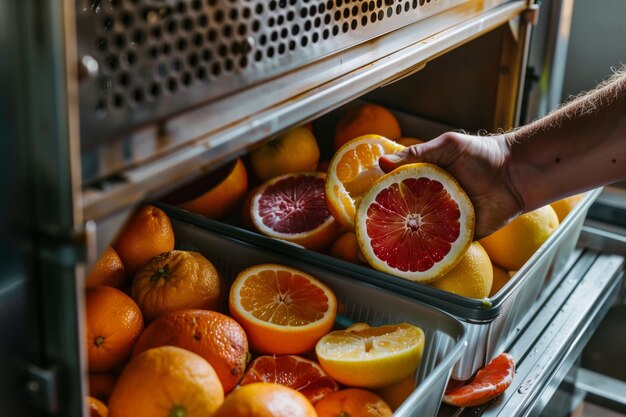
[506,69,626,212]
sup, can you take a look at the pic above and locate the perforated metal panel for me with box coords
[77,0,468,145]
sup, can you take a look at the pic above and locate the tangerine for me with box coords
[109,346,224,417]
[113,205,175,277]
[85,247,125,289]
[132,250,223,322]
[334,104,402,150]
[132,309,248,393]
[213,383,317,417]
[85,286,143,372]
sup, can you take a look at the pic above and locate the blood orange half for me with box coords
[229,264,337,355]
[355,163,475,283]
[443,352,515,407]
[240,355,339,403]
[251,172,341,250]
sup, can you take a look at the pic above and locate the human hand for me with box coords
[379,132,523,239]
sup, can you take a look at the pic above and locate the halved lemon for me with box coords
[229,264,337,355]
[315,323,425,388]
[325,135,405,231]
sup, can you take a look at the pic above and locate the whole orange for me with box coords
[249,127,320,182]
[86,247,125,289]
[85,286,143,372]
[329,232,365,264]
[109,346,224,417]
[88,372,118,403]
[88,396,108,417]
[178,158,248,220]
[334,103,402,149]
[113,205,175,277]
[315,389,392,417]
[213,383,317,417]
[131,250,223,322]
[396,137,424,147]
[132,309,249,393]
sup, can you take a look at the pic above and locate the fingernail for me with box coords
[382,153,402,163]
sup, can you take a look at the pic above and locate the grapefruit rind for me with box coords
[355,163,475,283]
[251,172,340,250]
[325,135,405,231]
[229,264,337,354]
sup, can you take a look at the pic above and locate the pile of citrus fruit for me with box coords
[85,204,426,417]
[163,102,583,301]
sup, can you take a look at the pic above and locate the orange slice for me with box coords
[325,135,405,231]
[251,172,341,250]
[240,355,339,403]
[355,163,475,283]
[443,352,515,407]
[229,264,337,355]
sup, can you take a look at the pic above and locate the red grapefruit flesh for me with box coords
[355,163,475,283]
[251,172,341,250]
[240,355,339,404]
[443,353,515,407]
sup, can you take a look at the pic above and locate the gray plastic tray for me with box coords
[170,219,467,417]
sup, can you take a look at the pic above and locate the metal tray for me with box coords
[169,218,467,417]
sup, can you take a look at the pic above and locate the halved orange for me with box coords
[251,172,341,250]
[325,135,405,231]
[355,163,475,283]
[177,158,248,220]
[240,355,339,403]
[443,352,515,407]
[229,264,337,355]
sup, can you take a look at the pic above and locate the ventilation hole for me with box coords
[118,72,130,87]
[218,44,228,57]
[361,2,368,12]
[229,8,238,20]
[377,0,383,7]
[334,10,341,21]
[342,22,349,33]
[413,0,419,8]
[268,17,275,27]
[150,26,162,40]
[289,40,296,50]
[405,2,411,11]
[281,28,288,38]
[269,1,277,11]
[255,3,264,14]
[132,30,145,45]
[252,20,260,31]
[120,12,133,27]
[224,59,233,71]
[332,25,339,35]
[378,10,384,20]
[337,0,343,7]
[310,4,318,15]
[387,7,393,17]
[259,34,267,45]
[270,31,278,42]
[202,48,212,61]
[305,20,312,31]
[182,17,194,31]
[254,50,263,61]
[300,8,308,18]
[318,3,325,13]
[166,19,177,33]
[326,0,333,9]
[324,14,331,24]
[242,7,251,18]
[113,94,124,108]
[211,62,221,75]
[322,29,329,39]
[160,43,172,55]
[222,25,232,37]
[208,29,218,41]
[148,46,158,58]
[192,33,203,46]
[343,8,350,18]
[396,4,402,14]
[267,46,275,58]
[361,15,368,26]
[96,37,107,52]
[176,38,188,51]
[191,0,202,11]
[171,58,182,72]
[314,17,321,27]
[167,77,178,92]
[188,53,199,67]
[277,15,284,25]
[132,88,144,104]
[350,19,357,30]
[301,36,308,47]
[239,56,248,68]
[237,24,247,36]
[102,16,113,31]
[149,82,161,98]
[292,24,300,35]
[214,9,224,22]
[278,43,286,54]
[176,2,187,14]
[181,72,192,86]
[369,1,375,11]
[419,0,426,5]
[196,67,208,81]
[312,32,319,43]
[106,55,119,70]
[197,14,208,27]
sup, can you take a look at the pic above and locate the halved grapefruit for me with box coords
[229,264,337,355]
[355,163,475,283]
[325,135,405,231]
[443,352,515,407]
[251,172,341,250]
[240,355,339,403]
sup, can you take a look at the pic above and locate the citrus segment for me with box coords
[109,346,224,417]
[251,172,341,250]
[241,355,339,403]
[315,388,393,417]
[213,382,317,417]
[355,163,475,283]
[229,264,337,354]
[326,135,405,231]
[315,322,424,388]
[443,352,515,407]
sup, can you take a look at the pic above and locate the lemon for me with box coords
[550,194,584,222]
[430,242,493,299]
[315,323,424,389]
[488,263,511,297]
[479,205,559,271]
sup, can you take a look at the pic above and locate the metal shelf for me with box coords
[437,249,624,417]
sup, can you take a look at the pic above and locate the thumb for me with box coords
[379,145,425,173]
